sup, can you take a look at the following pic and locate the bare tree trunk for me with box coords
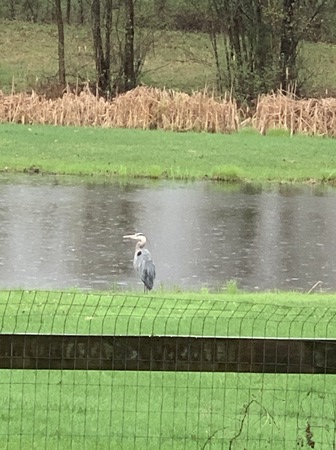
[55,0,66,88]
[9,0,16,20]
[23,0,38,22]
[78,0,84,24]
[279,0,297,90]
[104,0,113,96]
[207,0,279,100]
[66,0,71,24]
[124,0,136,91]
[91,0,112,94]
[91,0,105,90]
[154,0,166,20]
[209,30,223,94]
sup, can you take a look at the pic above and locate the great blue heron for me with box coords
[123,232,156,292]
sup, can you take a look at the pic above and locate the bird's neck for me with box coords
[135,242,141,252]
[136,238,146,250]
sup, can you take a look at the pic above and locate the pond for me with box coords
[0,175,335,292]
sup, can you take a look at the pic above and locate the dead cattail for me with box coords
[0,86,239,133]
[253,91,336,137]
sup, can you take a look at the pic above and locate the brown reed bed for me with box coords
[1,87,336,137]
[0,86,239,133]
[252,91,336,137]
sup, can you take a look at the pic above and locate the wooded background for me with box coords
[1,0,335,101]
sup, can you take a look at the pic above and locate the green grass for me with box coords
[1,20,336,96]
[1,123,336,183]
[1,370,335,449]
[1,289,336,340]
[0,290,336,448]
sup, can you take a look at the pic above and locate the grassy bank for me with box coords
[2,370,333,449]
[0,290,335,448]
[1,289,336,337]
[1,123,336,183]
[4,369,334,449]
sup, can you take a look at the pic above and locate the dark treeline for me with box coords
[1,0,336,101]
[1,0,335,42]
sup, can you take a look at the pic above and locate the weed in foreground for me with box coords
[225,279,240,295]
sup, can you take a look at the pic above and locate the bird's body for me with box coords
[123,233,156,292]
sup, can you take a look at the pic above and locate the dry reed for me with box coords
[253,91,336,137]
[2,87,336,137]
[0,86,239,133]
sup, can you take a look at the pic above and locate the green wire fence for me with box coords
[0,290,336,449]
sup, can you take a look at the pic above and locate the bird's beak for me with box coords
[123,234,136,240]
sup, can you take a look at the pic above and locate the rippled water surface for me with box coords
[0,175,336,292]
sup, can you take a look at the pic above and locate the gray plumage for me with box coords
[123,233,156,292]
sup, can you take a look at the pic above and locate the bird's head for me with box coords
[123,232,147,246]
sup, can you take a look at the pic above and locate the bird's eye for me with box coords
[137,251,142,256]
